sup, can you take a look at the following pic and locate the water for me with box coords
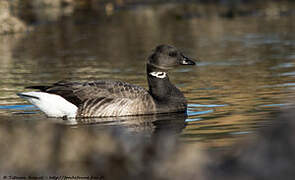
[1,4,295,148]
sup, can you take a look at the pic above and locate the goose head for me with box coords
[147,45,196,70]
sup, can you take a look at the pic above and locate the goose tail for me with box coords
[17,92,78,119]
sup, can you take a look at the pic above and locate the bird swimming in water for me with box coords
[17,45,196,120]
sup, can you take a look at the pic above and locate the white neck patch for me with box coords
[149,72,167,79]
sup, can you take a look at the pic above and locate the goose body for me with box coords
[18,45,196,119]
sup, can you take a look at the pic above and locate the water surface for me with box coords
[1,4,295,148]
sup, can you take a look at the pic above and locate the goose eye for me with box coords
[168,52,177,57]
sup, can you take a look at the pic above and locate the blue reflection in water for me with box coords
[262,83,295,88]
[185,118,202,122]
[187,109,214,116]
[279,72,295,76]
[0,105,37,110]
[229,131,251,135]
[186,109,213,122]
[260,103,289,107]
[186,104,228,122]
[188,104,228,108]
[270,62,294,69]
[0,105,38,114]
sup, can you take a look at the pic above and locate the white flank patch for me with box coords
[149,72,167,79]
[18,92,78,120]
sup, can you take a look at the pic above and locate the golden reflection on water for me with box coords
[0,4,295,148]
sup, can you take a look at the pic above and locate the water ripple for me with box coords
[188,104,228,108]
[187,109,214,116]
[0,105,37,110]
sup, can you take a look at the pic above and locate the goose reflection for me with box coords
[67,112,187,137]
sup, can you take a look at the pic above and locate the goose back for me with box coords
[28,80,156,117]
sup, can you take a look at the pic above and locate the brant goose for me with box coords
[17,45,196,119]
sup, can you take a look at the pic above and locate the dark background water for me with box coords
[1,2,295,148]
[1,1,295,177]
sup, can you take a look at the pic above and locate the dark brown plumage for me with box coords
[27,80,156,117]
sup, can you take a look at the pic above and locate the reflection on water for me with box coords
[0,104,187,137]
[73,113,187,138]
[0,4,295,148]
